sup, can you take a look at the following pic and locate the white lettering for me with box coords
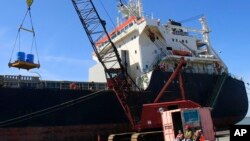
[234,129,247,136]
[241,129,247,136]
[234,129,241,136]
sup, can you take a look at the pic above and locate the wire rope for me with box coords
[0,89,107,127]
[9,5,40,65]
[9,31,20,62]
[98,0,116,28]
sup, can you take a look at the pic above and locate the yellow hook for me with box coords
[26,0,33,8]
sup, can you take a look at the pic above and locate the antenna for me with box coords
[118,0,144,19]
[137,0,143,17]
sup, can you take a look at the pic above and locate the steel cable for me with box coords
[0,89,107,127]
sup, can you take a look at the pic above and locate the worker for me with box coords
[175,130,184,141]
[160,62,166,71]
[193,130,201,141]
[194,130,205,141]
[197,130,205,141]
[183,125,192,141]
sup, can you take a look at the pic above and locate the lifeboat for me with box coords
[172,50,192,56]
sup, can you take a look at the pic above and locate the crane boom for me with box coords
[71,0,121,77]
[71,0,138,128]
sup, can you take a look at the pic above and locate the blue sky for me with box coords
[0,1,249,115]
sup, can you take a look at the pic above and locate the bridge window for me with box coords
[125,25,129,30]
[111,34,117,39]
[129,22,134,27]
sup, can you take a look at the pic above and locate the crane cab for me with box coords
[106,68,126,89]
[161,107,215,141]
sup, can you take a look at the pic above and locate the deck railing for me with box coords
[0,75,106,90]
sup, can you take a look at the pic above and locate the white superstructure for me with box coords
[89,0,226,90]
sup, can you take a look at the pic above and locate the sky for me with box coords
[0,1,249,115]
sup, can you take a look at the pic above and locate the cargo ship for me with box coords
[0,0,248,141]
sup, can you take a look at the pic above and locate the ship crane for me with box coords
[71,0,139,129]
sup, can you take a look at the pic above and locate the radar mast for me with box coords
[118,0,144,19]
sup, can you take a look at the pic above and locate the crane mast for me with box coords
[71,0,138,128]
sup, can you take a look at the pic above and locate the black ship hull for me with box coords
[0,71,248,141]
[147,71,248,130]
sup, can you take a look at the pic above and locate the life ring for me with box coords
[70,83,78,90]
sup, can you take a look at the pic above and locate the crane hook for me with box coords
[26,0,33,9]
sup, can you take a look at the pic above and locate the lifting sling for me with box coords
[8,0,40,70]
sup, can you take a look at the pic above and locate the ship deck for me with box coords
[0,75,106,90]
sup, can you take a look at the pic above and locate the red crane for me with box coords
[71,0,139,128]
[71,0,201,132]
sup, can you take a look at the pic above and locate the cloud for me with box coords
[43,55,94,66]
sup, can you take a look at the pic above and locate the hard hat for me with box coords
[185,124,190,129]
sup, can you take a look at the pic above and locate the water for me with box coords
[236,117,250,125]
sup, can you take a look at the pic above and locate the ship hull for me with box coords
[146,71,248,130]
[0,71,248,141]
